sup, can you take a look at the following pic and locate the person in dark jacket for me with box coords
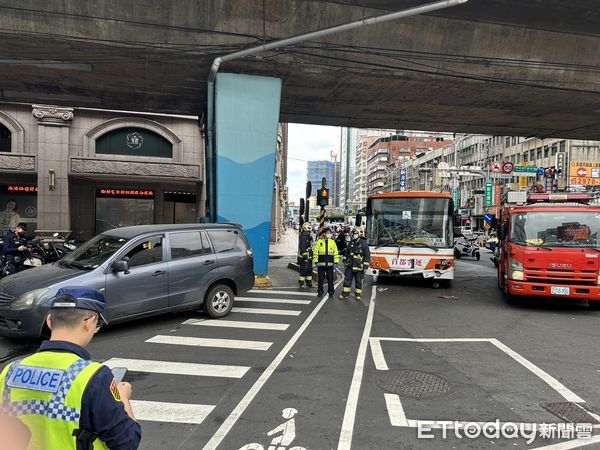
[297,222,314,288]
[335,227,347,255]
[338,226,371,301]
[2,223,30,274]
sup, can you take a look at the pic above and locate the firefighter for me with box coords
[313,227,339,298]
[298,222,314,288]
[338,226,370,301]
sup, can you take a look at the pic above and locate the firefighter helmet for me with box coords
[302,222,313,232]
[353,226,365,238]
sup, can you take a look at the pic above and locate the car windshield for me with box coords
[367,197,453,248]
[510,211,600,249]
[60,234,129,269]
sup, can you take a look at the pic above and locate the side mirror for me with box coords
[498,223,507,240]
[112,260,129,273]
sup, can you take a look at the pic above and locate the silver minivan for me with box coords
[0,223,254,339]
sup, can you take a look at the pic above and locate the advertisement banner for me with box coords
[0,185,38,235]
[484,182,493,207]
[494,184,502,207]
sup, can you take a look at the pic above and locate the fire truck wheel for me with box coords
[589,302,600,311]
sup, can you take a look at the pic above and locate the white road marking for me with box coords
[384,394,408,427]
[202,281,343,450]
[182,318,289,331]
[146,335,272,351]
[232,307,301,316]
[337,288,377,450]
[104,358,249,378]
[532,434,600,449]
[250,289,314,297]
[490,339,585,403]
[369,338,388,370]
[376,337,491,342]
[130,400,214,424]
[236,296,311,305]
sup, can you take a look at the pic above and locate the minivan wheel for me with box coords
[204,284,234,318]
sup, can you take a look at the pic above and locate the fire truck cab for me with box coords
[497,192,600,309]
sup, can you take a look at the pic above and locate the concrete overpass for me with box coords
[0,0,600,139]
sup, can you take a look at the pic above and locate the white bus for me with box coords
[365,192,455,288]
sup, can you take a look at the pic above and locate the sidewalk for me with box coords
[263,228,299,288]
[269,228,298,257]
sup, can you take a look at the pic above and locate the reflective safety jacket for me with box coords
[0,351,110,450]
[345,238,371,271]
[298,231,314,262]
[313,238,340,267]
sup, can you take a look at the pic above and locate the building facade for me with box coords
[306,160,336,206]
[367,134,449,195]
[406,135,600,228]
[0,103,204,239]
[270,123,288,242]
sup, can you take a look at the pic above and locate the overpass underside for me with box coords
[0,0,599,139]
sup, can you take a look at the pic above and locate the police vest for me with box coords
[313,238,340,266]
[0,351,109,450]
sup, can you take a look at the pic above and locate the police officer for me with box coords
[2,223,30,275]
[313,227,339,298]
[0,287,142,450]
[297,222,314,288]
[338,226,371,301]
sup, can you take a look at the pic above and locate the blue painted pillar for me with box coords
[215,73,282,276]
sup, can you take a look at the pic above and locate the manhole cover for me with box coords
[541,402,600,424]
[374,369,453,399]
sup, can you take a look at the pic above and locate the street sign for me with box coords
[536,167,546,176]
[452,188,459,209]
[399,169,407,191]
[576,167,587,177]
[490,173,514,179]
[513,165,538,177]
[484,182,493,207]
[501,161,515,174]
[556,152,566,179]
[490,161,502,173]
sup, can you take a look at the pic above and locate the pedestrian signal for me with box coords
[317,188,329,207]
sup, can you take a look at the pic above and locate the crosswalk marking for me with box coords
[384,393,409,427]
[232,307,301,316]
[236,296,311,305]
[146,335,272,351]
[182,318,289,331]
[104,358,249,378]
[250,289,314,297]
[130,400,214,424]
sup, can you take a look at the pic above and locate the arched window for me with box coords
[0,123,10,152]
[96,127,173,158]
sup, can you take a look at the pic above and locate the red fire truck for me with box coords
[497,192,600,308]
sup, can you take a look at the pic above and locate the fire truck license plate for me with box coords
[551,286,570,296]
[392,258,413,269]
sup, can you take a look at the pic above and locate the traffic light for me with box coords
[317,188,329,207]
[545,167,560,176]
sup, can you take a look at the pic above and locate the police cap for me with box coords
[51,287,108,324]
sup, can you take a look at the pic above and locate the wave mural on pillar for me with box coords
[215,73,282,276]
[217,153,276,276]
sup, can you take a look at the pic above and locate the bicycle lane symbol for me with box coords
[238,408,307,450]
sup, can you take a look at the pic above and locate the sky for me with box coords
[287,124,341,205]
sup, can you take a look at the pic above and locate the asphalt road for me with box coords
[2,252,600,449]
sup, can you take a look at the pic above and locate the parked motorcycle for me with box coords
[490,246,499,267]
[454,235,481,260]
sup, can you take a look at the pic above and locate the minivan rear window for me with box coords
[207,229,245,253]
[169,231,212,259]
